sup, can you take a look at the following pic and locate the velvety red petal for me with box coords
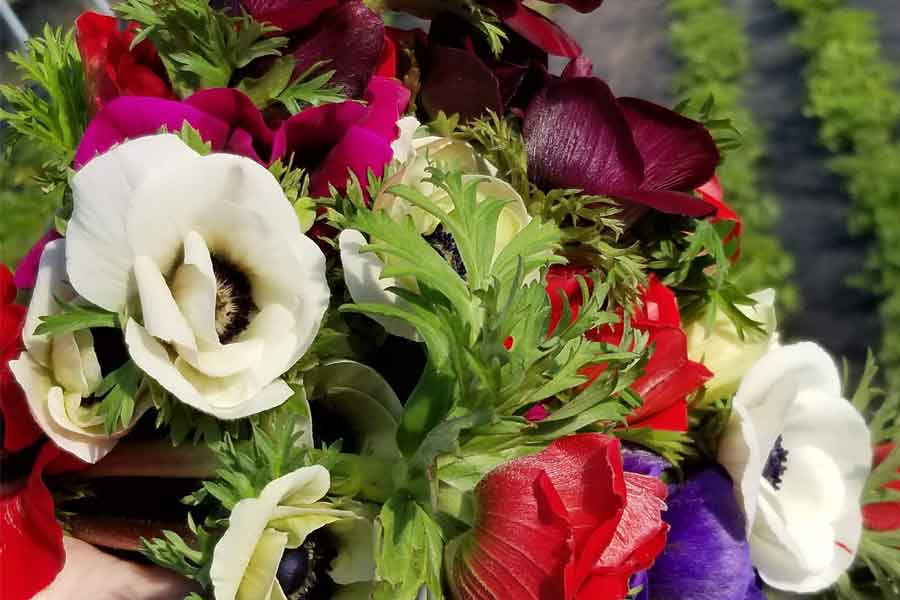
[241,0,337,31]
[289,1,385,99]
[357,76,410,142]
[632,275,680,330]
[562,55,593,79]
[271,99,368,173]
[629,398,689,432]
[546,265,591,335]
[0,444,65,600]
[1,301,41,452]
[375,32,397,78]
[596,472,668,572]
[606,187,717,217]
[421,45,504,122]
[629,329,711,425]
[617,96,720,193]
[524,78,644,198]
[447,464,572,599]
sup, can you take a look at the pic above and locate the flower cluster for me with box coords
[0,2,896,600]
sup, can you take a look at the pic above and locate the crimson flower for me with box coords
[0,264,40,451]
[862,442,900,532]
[546,267,711,432]
[697,175,742,261]
[75,12,173,113]
[446,434,667,599]
[524,77,720,217]
[485,0,603,58]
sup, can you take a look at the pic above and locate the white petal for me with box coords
[23,240,72,365]
[134,255,196,348]
[339,229,421,341]
[236,529,287,600]
[328,516,377,584]
[212,497,280,600]
[718,402,762,528]
[390,116,422,163]
[264,465,331,507]
[50,333,90,396]
[175,339,264,378]
[8,355,118,463]
[171,231,219,348]
[68,134,200,311]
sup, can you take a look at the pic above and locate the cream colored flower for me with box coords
[210,465,375,600]
[66,134,330,420]
[718,343,872,593]
[9,239,149,463]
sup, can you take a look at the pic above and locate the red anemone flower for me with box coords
[446,434,667,599]
[524,77,720,217]
[697,175,742,261]
[546,267,711,432]
[862,442,900,532]
[75,12,173,113]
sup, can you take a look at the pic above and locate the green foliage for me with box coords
[374,495,445,600]
[115,0,287,97]
[33,302,119,338]
[668,0,798,311]
[459,112,530,199]
[0,25,88,159]
[275,60,347,114]
[776,0,900,399]
[141,514,217,595]
[95,360,143,434]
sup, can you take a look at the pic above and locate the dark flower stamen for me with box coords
[763,435,789,490]
[211,254,256,344]
[424,224,467,279]
[276,529,338,600]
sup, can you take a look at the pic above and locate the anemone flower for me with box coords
[66,134,330,421]
[10,240,149,463]
[718,343,872,593]
[446,434,667,599]
[210,465,375,600]
[524,77,720,217]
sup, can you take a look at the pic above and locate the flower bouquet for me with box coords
[1,1,899,599]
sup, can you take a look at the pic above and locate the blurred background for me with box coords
[1,0,899,378]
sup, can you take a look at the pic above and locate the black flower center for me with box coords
[424,225,467,279]
[763,435,789,490]
[211,254,257,344]
[276,529,338,600]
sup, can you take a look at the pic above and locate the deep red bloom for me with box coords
[0,264,41,452]
[75,12,172,113]
[0,444,66,600]
[524,77,720,217]
[862,442,900,532]
[446,434,667,599]
[697,175,742,261]
[547,267,711,432]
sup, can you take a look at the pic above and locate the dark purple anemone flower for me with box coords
[523,76,720,217]
[642,468,764,600]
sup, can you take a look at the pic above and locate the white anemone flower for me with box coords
[66,134,330,420]
[210,465,375,600]
[9,240,149,463]
[718,342,872,593]
[340,118,530,339]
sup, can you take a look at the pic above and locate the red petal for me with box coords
[543,0,605,12]
[629,398,689,432]
[1,303,42,452]
[617,97,720,193]
[375,31,397,78]
[241,0,337,31]
[697,175,742,260]
[863,502,900,532]
[0,264,15,305]
[632,275,680,330]
[501,5,582,58]
[0,444,66,600]
[629,329,711,425]
[546,265,592,335]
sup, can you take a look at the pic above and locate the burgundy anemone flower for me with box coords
[524,77,721,217]
[446,434,667,599]
[546,268,711,432]
[484,0,605,58]
[72,76,409,197]
[74,12,173,113]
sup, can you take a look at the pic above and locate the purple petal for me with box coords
[648,468,758,600]
[621,447,669,478]
[184,88,274,163]
[240,0,338,31]
[13,229,61,289]
[524,77,644,194]
[618,97,720,192]
[73,96,232,168]
[289,1,385,99]
[420,45,503,122]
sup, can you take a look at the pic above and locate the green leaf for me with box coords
[276,61,347,114]
[236,54,296,108]
[374,495,445,600]
[33,303,119,338]
[176,122,213,156]
[95,361,143,434]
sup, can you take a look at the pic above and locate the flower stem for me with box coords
[73,441,218,479]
